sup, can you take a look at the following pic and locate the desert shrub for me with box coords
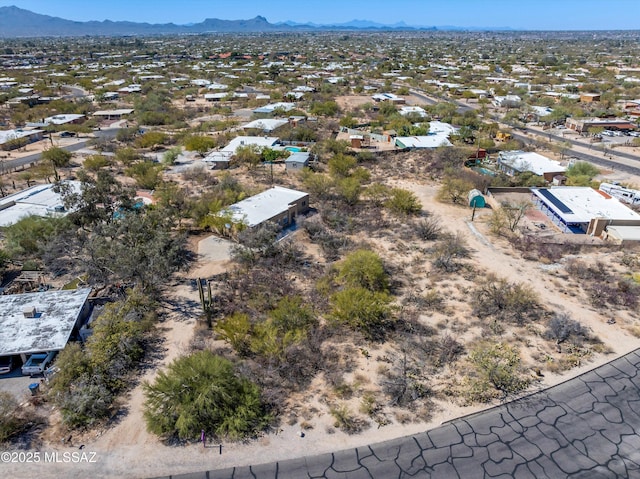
[472,275,542,326]
[433,334,465,367]
[385,188,422,216]
[215,312,253,356]
[250,297,317,361]
[135,131,168,149]
[565,260,608,281]
[588,280,639,309]
[334,176,362,206]
[431,233,470,272]
[0,392,31,443]
[416,289,444,310]
[544,313,590,345]
[302,218,350,261]
[83,154,112,171]
[183,134,217,154]
[216,293,317,363]
[511,236,580,263]
[381,350,432,407]
[363,183,391,206]
[329,404,368,434]
[414,217,442,241]
[330,287,393,340]
[231,222,280,264]
[125,160,164,189]
[143,352,269,441]
[162,146,182,165]
[328,153,357,177]
[336,249,389,292]
[465,342,530,403]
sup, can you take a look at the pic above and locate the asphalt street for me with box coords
[152,348,640,478]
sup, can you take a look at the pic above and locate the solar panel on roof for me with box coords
[537,189,573,214]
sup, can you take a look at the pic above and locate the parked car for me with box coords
[59,131,76,137]
[22,351,56,376]
[0,356,14,375]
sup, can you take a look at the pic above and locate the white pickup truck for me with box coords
[22,352,56,376]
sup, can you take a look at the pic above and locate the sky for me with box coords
[0,0,639,30]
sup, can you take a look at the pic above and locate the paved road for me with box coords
[0,140,89,173]
[510,130,640,176]
[152,349,640,478]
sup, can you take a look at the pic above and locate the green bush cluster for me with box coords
[143,351,269,441]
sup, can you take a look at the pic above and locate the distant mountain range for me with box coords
[0,6,512,38]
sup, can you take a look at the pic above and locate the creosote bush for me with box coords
[465,342,530,403]
[472,274,542,326]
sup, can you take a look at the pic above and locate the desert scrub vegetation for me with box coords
[0,392,41,444]
[463,342,531,403]
[566,259,640,310]
[143,352,269,441]
[471,274,543,327]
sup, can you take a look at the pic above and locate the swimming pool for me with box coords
[472,167,497,177]
[285,146,301,153]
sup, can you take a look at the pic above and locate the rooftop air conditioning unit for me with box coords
[23,306,37,318]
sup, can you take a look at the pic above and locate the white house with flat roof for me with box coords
[224,186,309,228]
[0,129,44,150]
[395,121,457,149]
[93,109,134,119]
[241,119,289,132]
[498,151,566,181]
[253,102,296,114]
[0,181,81,227]
[399,106,427,117]
[531,186,640,234]
[0,288,92,361]
[43,114,85,125]
[203,136,279,169]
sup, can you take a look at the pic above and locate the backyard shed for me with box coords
[468,189,486,208]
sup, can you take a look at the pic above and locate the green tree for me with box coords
[437,177,474,204]
[335,177,362,206]
[83,154,112,172]
[163,146,182,166]
[143,352,268,441]
[56,169,135,227]
[234,144,261,169]
[87,209,186,291]
[183,135,217,154]
[135,131,168,149]
[310,100,339,117]
[42,146,72,168]
[328,154,357,178]
[125,161,164,189]
[364,183,391,207]
[566,161,599,179]
[3,216,67,257]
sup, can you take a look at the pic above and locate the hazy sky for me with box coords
[1,0,638,30]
